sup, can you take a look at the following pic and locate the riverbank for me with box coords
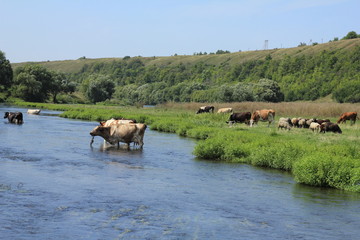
[12,101,360,192]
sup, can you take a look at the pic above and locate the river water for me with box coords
[1,105,359,240]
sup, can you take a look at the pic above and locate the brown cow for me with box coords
[90,123,147,149]
[337,112,358,125]
[250,109,275,127]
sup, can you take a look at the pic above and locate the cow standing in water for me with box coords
[337,112,358,126]
[196,106,214,114]
[4,112,24,124]
[249,109,275,127]
[90,123,147,149]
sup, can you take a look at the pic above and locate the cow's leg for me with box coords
[117,142,120,149]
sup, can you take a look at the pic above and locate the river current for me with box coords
[1,105,359,240]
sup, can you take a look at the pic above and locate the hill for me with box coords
[12,38,360,73]
[11,38,360,104]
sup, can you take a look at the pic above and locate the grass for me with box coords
[12,100,360,192]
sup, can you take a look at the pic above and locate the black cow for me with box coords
[226,112,251,125]
[4,112,24,124]
[320,122,342,134]
[196,106,214,114]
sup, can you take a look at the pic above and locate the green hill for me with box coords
[11,38,360,104]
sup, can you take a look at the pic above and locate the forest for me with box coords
[2,32,360,105]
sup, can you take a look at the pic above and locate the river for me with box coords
[1,105,359,240]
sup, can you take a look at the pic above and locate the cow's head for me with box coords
[90,125,110,137]
[4,112,9,118]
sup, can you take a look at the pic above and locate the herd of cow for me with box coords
[3,106,358,150]
[196,105,359,134]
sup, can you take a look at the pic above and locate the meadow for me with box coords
[14,101,360,192]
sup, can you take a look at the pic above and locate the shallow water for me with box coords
[1,105,359,240]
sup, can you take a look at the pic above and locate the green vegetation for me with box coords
[10,65,76,103]
[13,101,360,192]
[0,50,13,92]
[5,33,360,104]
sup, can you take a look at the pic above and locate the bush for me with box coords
[293,152,360,191]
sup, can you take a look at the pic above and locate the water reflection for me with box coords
[293,183,360,204]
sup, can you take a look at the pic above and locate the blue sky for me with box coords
[1,0,359,63]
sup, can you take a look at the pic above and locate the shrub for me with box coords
[293,152,360,191]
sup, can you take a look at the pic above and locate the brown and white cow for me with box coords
[90,123,147,149]
[217,108,233,114]
[337,112,358,125]
[249,109,275,127]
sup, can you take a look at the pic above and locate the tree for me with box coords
[232,83,255,102]
[342,31,358,40]
[49,71,76,103]
[333,80,360,103]
[12,65,53,102]
[82,75,115,103]
[0,50,13,90]
[253,78,284,102]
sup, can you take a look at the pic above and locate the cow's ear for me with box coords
[99,121,105,126]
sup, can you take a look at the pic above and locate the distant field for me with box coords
[11,38,360,73]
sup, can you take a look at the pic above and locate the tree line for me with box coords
[1,31,360,104]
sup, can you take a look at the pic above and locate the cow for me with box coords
[27,109,41,115]
[217,108,233,114]
[249,109,275,127]
[320,122,342,134]
[4,112,23,124]
[226,112,251,125]
[90,123,147,149]
[337,112,358,125]
[196,106,214,114]
[100,118,136,127]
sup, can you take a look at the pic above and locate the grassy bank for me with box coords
[13,101,360,192]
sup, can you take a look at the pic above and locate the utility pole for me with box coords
[264,40,268,50]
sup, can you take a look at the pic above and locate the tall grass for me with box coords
[13,100,360,192]
[159,101,360,118]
